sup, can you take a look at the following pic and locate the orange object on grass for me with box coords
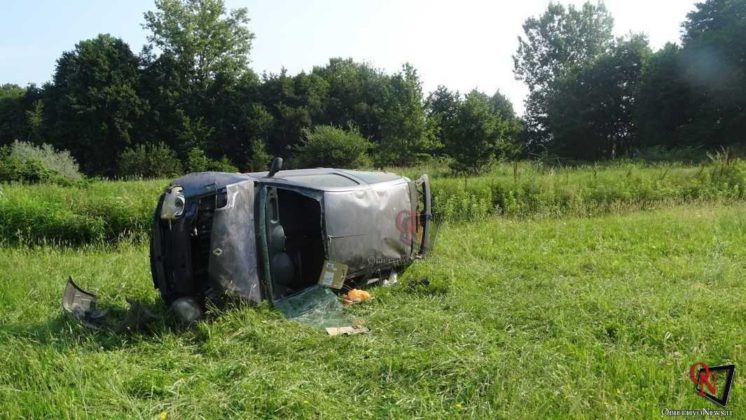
[344,289,371,304]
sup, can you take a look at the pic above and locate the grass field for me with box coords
[1,198,744,417]
[2,160,746,244]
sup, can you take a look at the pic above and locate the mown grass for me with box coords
[3,160,746,244]
[1,203,744,417]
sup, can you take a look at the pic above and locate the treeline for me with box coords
[0,0,745,180]
[0,0,519,178]
[515,0,746,161]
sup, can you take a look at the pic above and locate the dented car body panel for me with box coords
[150,168,431,306]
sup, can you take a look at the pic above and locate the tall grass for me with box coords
[425,160,746,221]
[2,160,746,244]
[0,180,164,245]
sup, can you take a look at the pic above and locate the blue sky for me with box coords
[0,0,699,114]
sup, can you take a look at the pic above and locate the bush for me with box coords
[186,147,210,172]
[247,139,271,172]
[292,125,371,169]
[207,156,238,172]
[0,141,83,184]
[186,148,238,173]
[118,143,183,179]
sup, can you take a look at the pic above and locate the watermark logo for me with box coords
[395,210,416,245]
[689,362,736,407]
[662,362,736,416]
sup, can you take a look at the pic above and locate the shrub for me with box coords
[186,147,210,172]
[186,148,238,173]
[207,156,238,173]
[247,139,271,172]
[0,141,83,184]
[118,142,183,179]
[292,125,371,169]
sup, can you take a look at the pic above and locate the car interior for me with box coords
[266,187,325,299]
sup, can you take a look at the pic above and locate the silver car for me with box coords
[150,159,432,312]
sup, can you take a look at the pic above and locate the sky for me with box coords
[0,0,700,115]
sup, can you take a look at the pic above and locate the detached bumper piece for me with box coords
[62,277,158,332]
[62,277,108,329]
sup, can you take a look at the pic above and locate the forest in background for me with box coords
[0,0,744,180]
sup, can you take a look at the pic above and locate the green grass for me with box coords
[1,203,744,417]
[0,179,164,245]
[3,160,746,245]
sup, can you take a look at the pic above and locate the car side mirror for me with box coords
[268,157,283,177]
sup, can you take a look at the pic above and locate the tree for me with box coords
[546,35,651,160]
[247,138,271,171]
[514,2,614,147]
[292,125,371,169]
[311,59,433,166]
[489,90,516,121]
[678,0,746,147]
[143,0,254,86]
[259,70,326,157]
[140,0,257,169]
[0,84,26,146]
[425,85,460,155]
[46,34,144,175]
[489,90,524,157]
[375,64,432,166]
[635,43,693,148]
[444,90,510,174]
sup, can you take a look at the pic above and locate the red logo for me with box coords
[689,362,717,397]
[688,362,736,407]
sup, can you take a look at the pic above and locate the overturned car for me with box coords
[150,159,432,316]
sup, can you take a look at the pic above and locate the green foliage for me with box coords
[1,0,744,176]
[310,59,432,167]
[546,35,651,159]
[632,145,706,163]
[143,0,254,84]
[425,85,459,154]
[185,147,210,172]
[0,180,161,245]
[0,141,83,184]
[634,0,746,152]
[247,139,271,172]
[635,43,693,148]
[117,143,183,179]
[259,70,325,155]
[430,160,746,221]
[207,156,238,172]
[46,34,145,175]
[292,125,371,169]
[514,1,614,145]
[374,64,431,167]
[0,156,54,184]
[0,84,27,145]
[138,0,257,172]
[678,0,746,147]
[443,91,511,175]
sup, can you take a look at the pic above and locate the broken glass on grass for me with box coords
[274,285,368,335]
